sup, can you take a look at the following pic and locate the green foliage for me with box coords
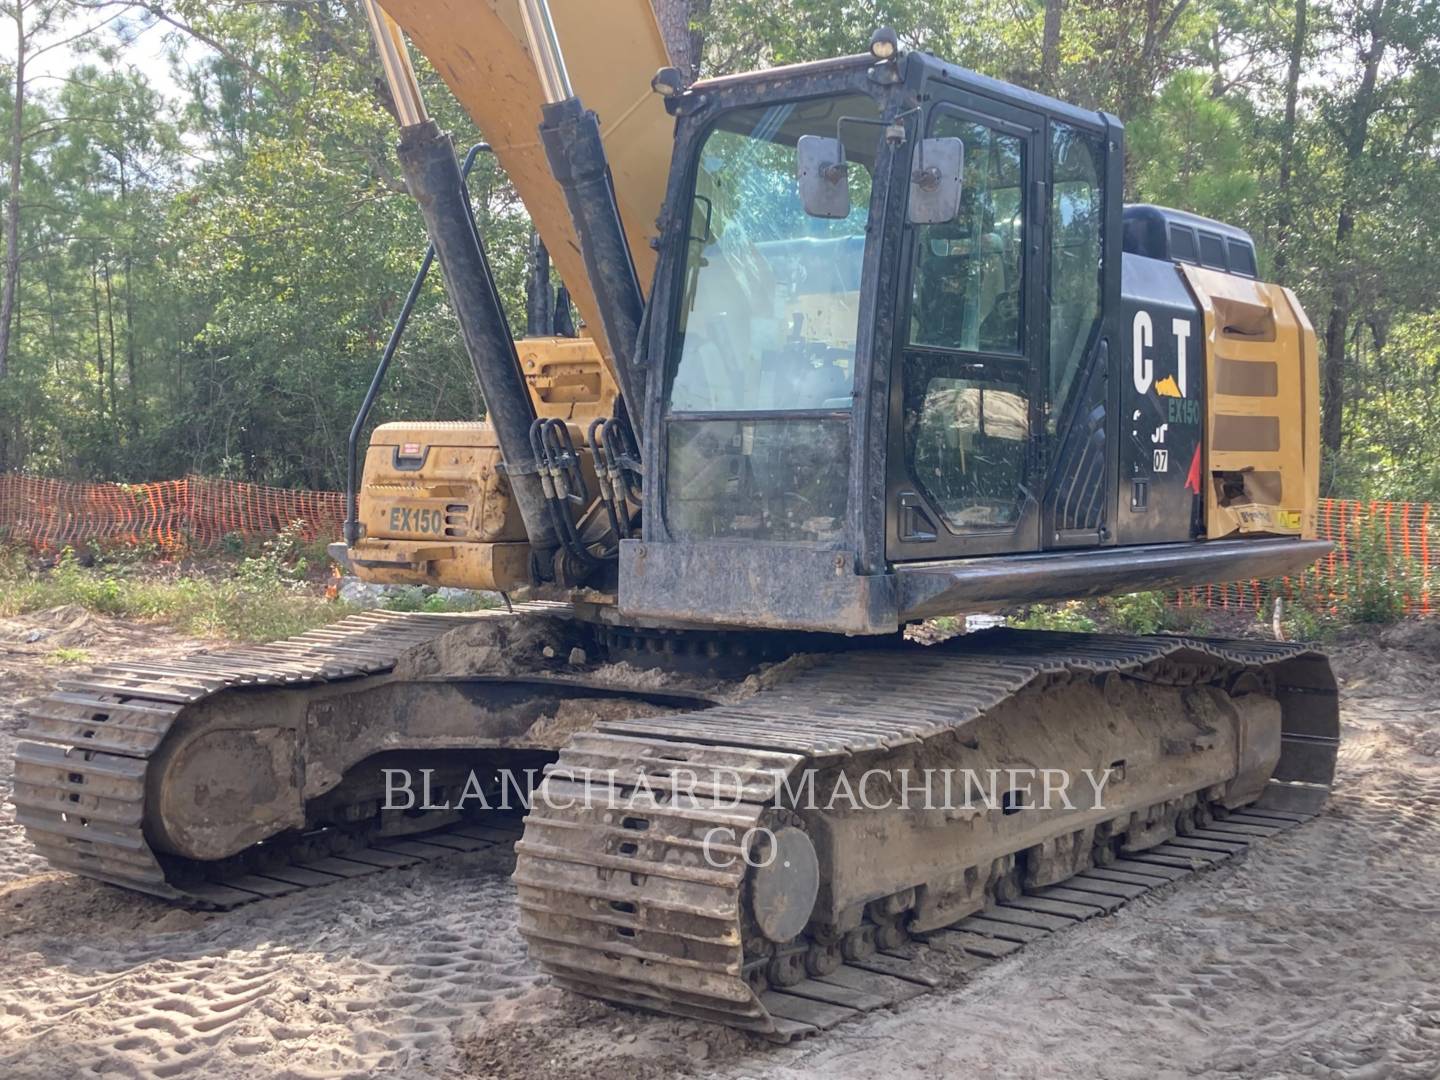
[1098,591,1217,635]
[83,537,162,566]
[1330,530,1423,626]
[1158,604,1215,636]
[929,615,963,636]
[1270,594,1335,642]
[0,3,514,486]
[378,587,433,613]
[1103,592,1170,635]
[1339,572,1412,625]
[1262,510,1427,632]
[1009,602,1098,633]
[235,520,315,584]
[1335,313,1440,502]
[46,646,91,665]
[1129,71,1259,222]
[1266,570,1417,639]
[699,0,948,71]
[0,546,354,642]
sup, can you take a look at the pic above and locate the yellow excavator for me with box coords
[14,0,1339,1040]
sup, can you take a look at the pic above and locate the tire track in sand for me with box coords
[0,847,538,1079]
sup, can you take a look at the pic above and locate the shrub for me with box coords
[1158,604,1214,635]
[1280,597,1331,642]
[1009,602,1098,633]
[1105,592,1168,635]
[382,587,499,614]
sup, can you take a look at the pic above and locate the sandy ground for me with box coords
[0,610,1437,1079]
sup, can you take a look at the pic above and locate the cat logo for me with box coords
[1133,311,1192,398]
[1153,449,1170,473]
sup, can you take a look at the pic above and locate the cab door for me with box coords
[887,91,1046,559]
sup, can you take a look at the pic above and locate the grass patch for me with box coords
[1,532,355,643]
[1009,601,1100,633]
[46,646,91,665]
[1097,591,1215,636]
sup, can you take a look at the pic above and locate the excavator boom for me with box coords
[376,0,674,364]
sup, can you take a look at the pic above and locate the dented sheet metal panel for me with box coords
[515,335,617,421]
[351,414,606,592]
[352,419,533,591]
[376,0,674,365]
[1181,264,1320,540]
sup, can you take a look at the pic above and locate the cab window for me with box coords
[668,96,879,413]
[1047,122,1104,429]
[908,115,1025,355]
[903,109,1030,535]
[664,94,883,544]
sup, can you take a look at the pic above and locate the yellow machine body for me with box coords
[349,336,613,591]
[1182,266,1322,540]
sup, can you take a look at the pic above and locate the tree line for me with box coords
[0,0,1437,499]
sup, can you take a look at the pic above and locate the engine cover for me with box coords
[351,420,532,590]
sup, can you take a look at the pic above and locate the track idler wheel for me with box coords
[745,820,820,945]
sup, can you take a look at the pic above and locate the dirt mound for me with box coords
[1330,615,1440,699]
[1368,615,1440,659]
[0,605,101,648]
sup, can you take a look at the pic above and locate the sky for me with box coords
[17,4,200,108]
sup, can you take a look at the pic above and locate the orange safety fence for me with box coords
[1174,498,1436,617]
[0,478,1435,615]
[0,474,346,555]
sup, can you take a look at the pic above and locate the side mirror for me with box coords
[797,135,851,219]
[908,137,964,224]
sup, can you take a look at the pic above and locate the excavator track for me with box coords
[515,631,1339,1039]
[11,606,568,908]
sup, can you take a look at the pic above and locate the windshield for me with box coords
[667,95,882,413]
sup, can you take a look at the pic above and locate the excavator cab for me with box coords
[622,51,1322,632]
[648,60,1074,565]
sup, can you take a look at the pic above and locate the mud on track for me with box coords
[1,610,1438,1079]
